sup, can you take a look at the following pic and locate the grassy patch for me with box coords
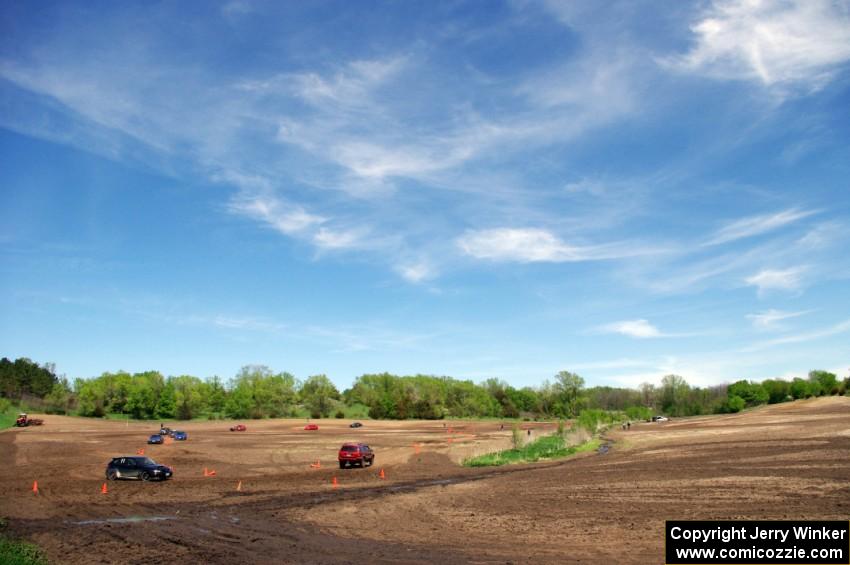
[464,434,601,467]
[0,539,47,565]
[0,400,20,429]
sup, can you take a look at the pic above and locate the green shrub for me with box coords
[511,423,524,450]
[0,400,18,428]
[576,409,621,432]
[625,405,652,421]
[0,537,48,565]
[464,434,600,467]
[334,410,345,419]
[723,395,745,413]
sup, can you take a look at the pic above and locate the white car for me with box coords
[652,416,669,422]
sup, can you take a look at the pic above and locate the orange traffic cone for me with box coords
[136,448,144,455]
[379,468,386,479]
[236,480,242,492]
[414,443,420,454]
[310,460,321,469]
[207,469,216,477]
[331,476,338,489]
[32,480,38,495]
[101,483,108,494]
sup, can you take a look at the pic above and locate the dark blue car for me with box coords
[171,430,187,441]
[106,456,172,481]
[147,434,164,444]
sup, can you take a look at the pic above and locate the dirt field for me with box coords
[1,397,848,564]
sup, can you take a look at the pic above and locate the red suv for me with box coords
[338,443,374,468]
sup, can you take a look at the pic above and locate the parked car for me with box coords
[304,423,319,431]
[652,416,669,422]
[338,443,374,468]
[229,424,247,432]
[106,456,172,481]
[349,421,363,428]
[147,434,164,445]
[171,430,187,441]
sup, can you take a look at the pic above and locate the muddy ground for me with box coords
[1,397,848,564]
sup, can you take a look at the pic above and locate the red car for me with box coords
[229,424,247,432]
[304,423,319,431]
[338,443,374,468]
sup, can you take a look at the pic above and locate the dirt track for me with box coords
[1,397,848,564]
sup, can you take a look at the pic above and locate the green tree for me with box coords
[554,371,585,417]
[171,375,207,420]
[205,375,227,414]
[722,395,746,413]
[789,378,811,399]
[761,379,791,404]
[727,380,769,407]
[660,374,690,416]
[224,384,253,419]
[75,378,106,417]
[0,357,59,399]
[156,381,177,419]
[808,370,839,395]
[44,379,72,414]
[300,374,340,418]
[123,371,164,419]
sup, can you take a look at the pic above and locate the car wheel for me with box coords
[140,471,151,481]
[339,461,345,469]
[107,469,117,481]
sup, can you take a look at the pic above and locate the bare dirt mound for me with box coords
[2,398,848,564]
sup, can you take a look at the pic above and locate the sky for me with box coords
[1,0,849,390]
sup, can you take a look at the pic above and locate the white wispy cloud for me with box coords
[456,228,652,263]
[704,208,817,246]
[598,319,663,339]
[396,261,435,284]
[669,0,850,92]
[312,227,365,250]
[742,318,850,351]
[746,308,810,330]
[744,266,806,295]
[227,193,325,235]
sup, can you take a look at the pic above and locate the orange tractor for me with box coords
[15,413,44,427]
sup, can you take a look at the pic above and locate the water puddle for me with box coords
[71,515,177,526]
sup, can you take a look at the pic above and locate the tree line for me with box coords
[1,356,847,421]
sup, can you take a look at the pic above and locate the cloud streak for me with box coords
[745,267,807,296]
[597,319,663,339]
[704,208,817,246]
[746,309,811,330]
[456,228,655,263]
[743,318,850,351]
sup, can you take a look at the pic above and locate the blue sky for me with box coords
[2,0,849,390]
